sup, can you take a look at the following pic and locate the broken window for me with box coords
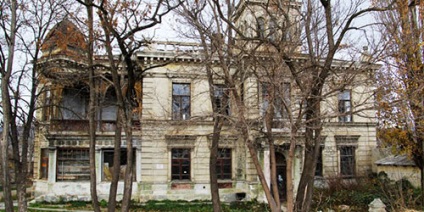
[213,85,230,116]
[102,149,136,181]
[172,83,191,120]
[57,148,90,181]
[340,146,355,177]
[338,90,352,122]
[40,149,49,180]
[261,82,290,119]
[216,148,232,180]
[59,86,89,120]
[101,87,118,121]
[171,148,191,180]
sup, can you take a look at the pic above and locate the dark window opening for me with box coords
[216,148,232,180]
[213,85,230,116]
[338,90,352,122]
[59,86,89,120]
[340,146,355,177]
[57,148,90,181]
[172,83,191,120]
[171,148,191,180]
[102,149,136,181]
[315,146,324,177]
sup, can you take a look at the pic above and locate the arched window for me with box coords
[257,17,265,38]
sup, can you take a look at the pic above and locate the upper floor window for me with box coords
[171,148,191,180]
[257,17,266,38]
[261,82,291,119]
[340,146,355,177]
[60,86,89,120]
[216,148,232,180]
[101,87,118,121]
[338,90,352,122]
[213,85,230,116]
[172,83,191,120]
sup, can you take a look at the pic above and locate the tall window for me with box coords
[257,17,265,38]
[338,90,352,122]
[171,148,191,180]
[340,146,355,177]
[40,149,49,180]
[172,83,191,120]
[57,148,90,181]
[315,146,323,177]
[101,87,118,121]
[213,85,230,115]
[216,148,232,180]
[261,82,290,119]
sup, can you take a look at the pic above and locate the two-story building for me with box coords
[32,0,378,203]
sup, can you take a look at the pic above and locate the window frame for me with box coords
[171,148,191,180]
[339,146,356,177]
[56,148,90,181]
[213,84,230,116]
[59,86,89,120]
[315,146,324,177]
[40,148,49,180]
[216,148,232,180]
[102,148,136,181]
[338,90,352,122]
[172,83,191,120]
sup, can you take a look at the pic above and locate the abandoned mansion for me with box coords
[32,0,379,202]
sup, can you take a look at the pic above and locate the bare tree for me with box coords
[73,1,182,210]
[0,0,72,211]
[178,1,390,212]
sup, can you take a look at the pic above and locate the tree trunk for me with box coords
[86,0,101,210]
[0,1,17,211]
[108,113,122,212]
[246,141,280,212]
[121,114,134,212]
[210,122,222,212]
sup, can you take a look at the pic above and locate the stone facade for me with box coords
[32,0,378,203]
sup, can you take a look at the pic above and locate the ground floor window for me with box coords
[171,148,191,180]
[102,148,136,181]
[57,148,90,181]
[40,149,49,180]
[315,146,324,177]
[216,148,231,180]
[340,146,355,177]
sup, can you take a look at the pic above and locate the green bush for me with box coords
[312,174,422,211]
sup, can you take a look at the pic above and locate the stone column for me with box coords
[96,148,102,183]
[48,147,56,183]
[263,145,270,188]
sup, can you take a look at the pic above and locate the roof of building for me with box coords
[375,155,416,167]
[41,19,87,58]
